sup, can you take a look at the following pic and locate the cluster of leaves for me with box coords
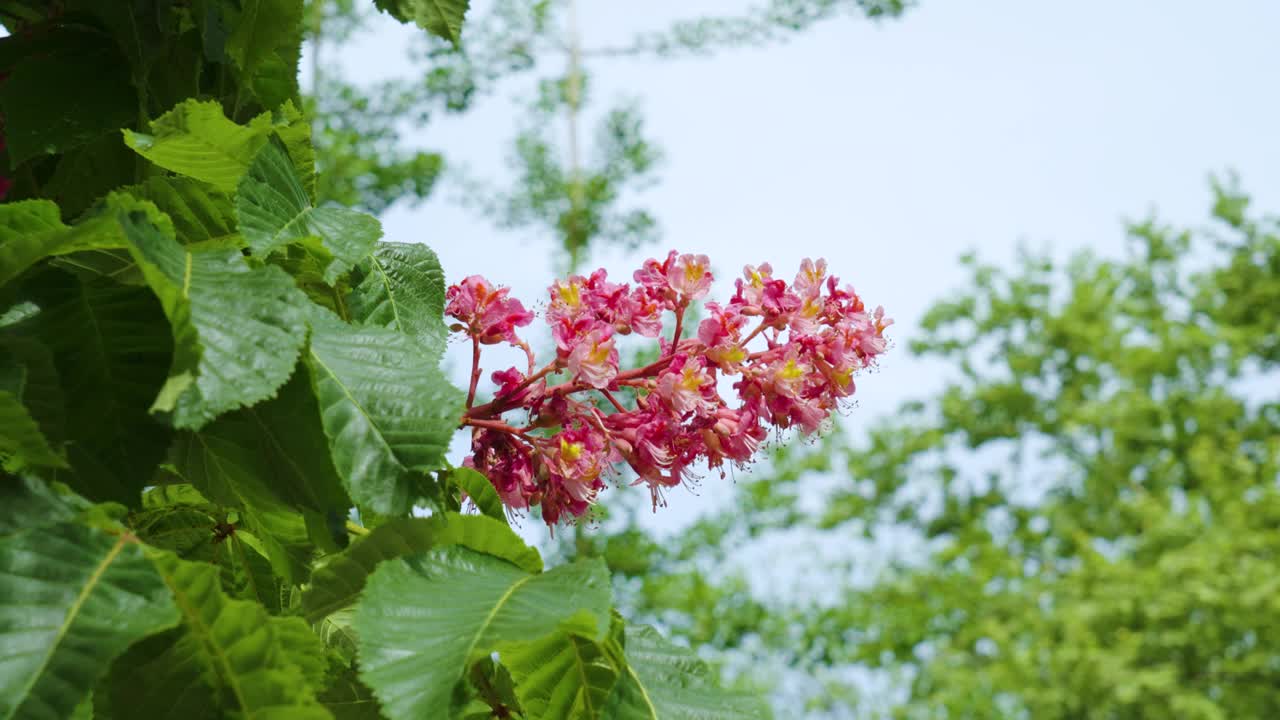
[587,182,1280,718]
[0,1,771,718]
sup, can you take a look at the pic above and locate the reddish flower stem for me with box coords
[466,335,482,408]
[667,302,686,357]
[599,388,628,413]
[462,417,532,435]
[738,323,767,348]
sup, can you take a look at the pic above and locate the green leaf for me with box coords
[318,664,384,720]
[274,100,317,203]
[142,483,213,509]
[127,554,333,720]
[0,335,65,453]
[225,0,304,110]
[354,546,611,719]
[306,306,464,515]
[41,133,138,219]
[120,177,238,244]
[237,138,382,282]
[302,512,541,623]
[347,242,449,359]
[374,0,471,45]
[0,389,65,472]
[0,201,65,286]
[0,524,180,720]
[271,616,329,687]
[169,420,317,584]
[0,195,207,290]
[162,360,351,582]
[602,624,772,720]
[450,467,506,522]
[12,270,174,504]
[0,476,89,535]
[501,629,618,720]
[115,197,309,428]
[123,99,274,193]
[0,337,70,481]
[0,200,133,287]
[0,28,136,166]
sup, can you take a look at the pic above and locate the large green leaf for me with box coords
[354,546,611,719]
[13,270,173,504]
[0,523,180,720]
[116,199,309,428]
[0,28,136,166]
[501,630,618,720]
[306,306,464,515]
[115,554,333,720]
[302,513,540,623]
[601,624,772,720]
[347,242,449,359]
[225,0,304,110]
[237,138,382,282]
[374,0,471,45]
[123,99,274,193]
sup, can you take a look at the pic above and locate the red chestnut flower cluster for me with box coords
[448,251,892,526]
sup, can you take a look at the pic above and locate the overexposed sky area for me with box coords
[321,0,1280,539]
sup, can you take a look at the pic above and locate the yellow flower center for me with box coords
[777,358,805,381]
[832,366,853,388]
[684,262,705,282]
[680,367,704,391]
[557,282,581,307]
[588,341,612,363]
[560,439,583,461]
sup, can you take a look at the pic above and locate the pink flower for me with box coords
[794,258,828,299]
[736,263,774,308]
[446,275,533,345]
[566,327,619,389]
[620,288,664,338]
[634,251,679,308]
[539,427,610,523]
[467,430,537,510]
[666,253,713,300]
[655,354,717,417]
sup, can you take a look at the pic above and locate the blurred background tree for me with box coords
[581,182,1280,718]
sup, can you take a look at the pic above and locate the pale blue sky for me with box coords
[328,1,1280,538]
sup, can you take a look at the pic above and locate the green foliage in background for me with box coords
[593,182,1280,718]
[304,0,910,268]
[0,2,771,718]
